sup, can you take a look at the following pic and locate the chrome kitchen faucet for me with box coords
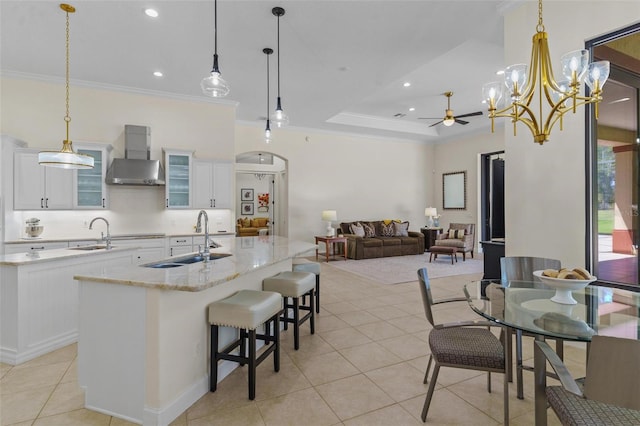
[196,210,210,263]
[89,217,112,250]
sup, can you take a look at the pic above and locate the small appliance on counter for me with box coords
[25,218,44,238]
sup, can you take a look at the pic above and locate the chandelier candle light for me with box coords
[38,4,94,169]
[201,0,230,97]
[482,0,609,145]
[322,210,337,237]
[271,7,289,128]
[425,207,438,228]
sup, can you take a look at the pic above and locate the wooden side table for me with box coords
[420,227,443,251]
[314,236,348,262]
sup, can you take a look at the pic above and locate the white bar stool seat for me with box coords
[292,258,321,313]
[208,289,282,400]
[263,271,315,350]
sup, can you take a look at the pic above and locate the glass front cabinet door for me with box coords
[164,149,193,208]
[73,143,112,209]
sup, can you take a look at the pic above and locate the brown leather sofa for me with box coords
[236,217,269,237]
[337,220,425,260]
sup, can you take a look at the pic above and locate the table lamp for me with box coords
[425,207,437,228]
[321,210,337,237]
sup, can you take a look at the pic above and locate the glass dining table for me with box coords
[463,280,640,426]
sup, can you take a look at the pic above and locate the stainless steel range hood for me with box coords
[106,125,165,185]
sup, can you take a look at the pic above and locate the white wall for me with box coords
[236,173,271,219]
[235,124,435,242]
[1,77,236,239]
[504,1,639,266]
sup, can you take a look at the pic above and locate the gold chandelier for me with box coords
[39,4,94,169]
[482,0,610,145]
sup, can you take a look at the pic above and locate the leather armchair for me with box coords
[434,223,475,260]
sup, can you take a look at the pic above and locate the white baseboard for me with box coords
[0,332,77,365]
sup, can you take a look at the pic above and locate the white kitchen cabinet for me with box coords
[4,241,69,254]
[109,238,166,265]
[73,143,112,209]
[14,149,73,210]
[164,149,192,209]
[192,160,233,209]
[168,236,193,257]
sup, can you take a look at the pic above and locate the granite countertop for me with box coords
[0,246,139,266]
[73,236,317,292]
[5,232,235,245]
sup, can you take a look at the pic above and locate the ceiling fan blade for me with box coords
[418,117,442,120]
[455,111,483,119]
[455,119,469,125]
[428,120,443,128]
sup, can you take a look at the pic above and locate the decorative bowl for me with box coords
[533,270,596,305]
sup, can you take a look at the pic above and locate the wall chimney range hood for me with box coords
[105,125,165,185]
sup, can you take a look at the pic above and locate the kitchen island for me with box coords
[73,235,316,426]
[0,246,138,365]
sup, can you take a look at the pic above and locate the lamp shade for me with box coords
[321,210,337,221]
[424,207,437,217]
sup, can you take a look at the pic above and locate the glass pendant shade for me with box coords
[585,61,610,91]
[504,63,527,98]
[561,49,589,82]
[271,98,289,128]
[550,79,570,104]
[201,70,230,97]
[482,82,503,105]
[264,121,272,143]
[39,140,94,169]
[443,118,455,127]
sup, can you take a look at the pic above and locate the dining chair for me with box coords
[500,256,561,399]
[418,267,509,424]
[536,336,640,425]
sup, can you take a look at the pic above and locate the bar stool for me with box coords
[263,271,315,350]
[208,289,282,400]
[292,258,321,313]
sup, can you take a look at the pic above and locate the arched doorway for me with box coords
[235,151,288,236]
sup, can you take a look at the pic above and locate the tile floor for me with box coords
[1,262,587,425]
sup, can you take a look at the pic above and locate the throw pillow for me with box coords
[350,222,365,237]
[393,221,409,237]
[448,229,465,239]
[241,217,251,227]
[381,222,395,237]
[362,222,376,238]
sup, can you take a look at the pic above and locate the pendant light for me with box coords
[270,7,289,128]
[201,0,230,97]
[263,48,273,143]
[38,4,94,169]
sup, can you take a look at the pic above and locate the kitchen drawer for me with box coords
[4,241,69,254]
[169,237,193,246]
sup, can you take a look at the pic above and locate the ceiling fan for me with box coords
[419,91,483,127]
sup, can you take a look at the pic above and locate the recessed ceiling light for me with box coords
[496,70,505,75]
[409,107,415,112]
[145,8,158,18]
[403,82,411,87]
[153,71,163,77]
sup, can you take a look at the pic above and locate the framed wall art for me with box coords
[443,171,466,210]
[241,202,254,215]
[241,188,254,201]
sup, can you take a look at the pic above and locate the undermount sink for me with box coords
[142,253,232,268]
[68,245,109,251]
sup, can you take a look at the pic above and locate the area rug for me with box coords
[326,253,483,285]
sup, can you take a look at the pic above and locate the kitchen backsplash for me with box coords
[5,186,233,241]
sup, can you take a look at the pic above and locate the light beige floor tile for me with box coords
[386,315,428,334]
[0,384,54,425]
[0,363,12,380]
[374,294,414,306]
[315,374,394,421]
[283,334,335,362]
[319,328,372,350]
[32,408,111,426]
[342,404,422,426]
[365,305,410,321]
[253,357,312,401]
[365,362,427,402]
[400,390,500,425]
[427,363,485,387]
[313,315,351,333]
[40,381,85,418]
[60,360,77,384]
[167,412,187,426]
[294,351,359,385]
[109,417,138,425]
[377,334,428,361]
[189,404,265,426]
[3,421,34,426]
[186,369,255,421]
[257,387,339,426]
[334,310,380,327]
[339,342,402,372]
[392,302,425,316]
[355,321,405,341]
[0,361,68,395]
[322,301,359,315]
[14,345,76,370]
[348,297,387,310]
